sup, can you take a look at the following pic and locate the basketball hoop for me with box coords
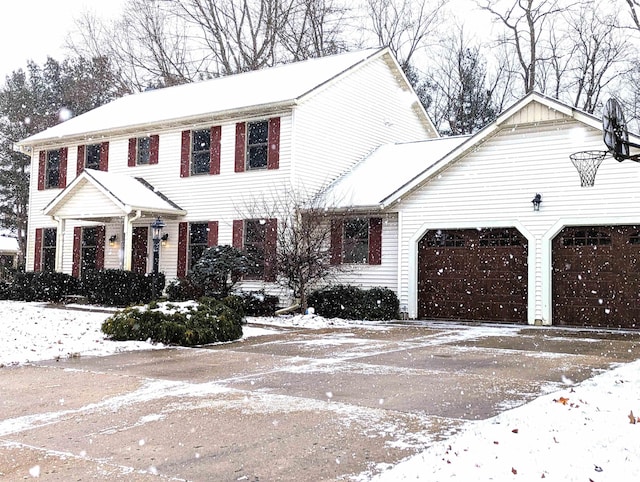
[569,150,608,187]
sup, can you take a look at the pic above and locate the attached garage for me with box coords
[552,225,640,328]
[418,228,528,323]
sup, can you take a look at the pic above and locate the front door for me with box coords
[132,227,148,274]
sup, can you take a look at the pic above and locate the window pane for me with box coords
[247,121,268,170]
[46,150,60,188]
[42,228,56,272]
[245,220,266,277]
[343,218,369,264]
[189,222,208,268]
[191,129,210,174]
[86,144,101,170]
[137,137,151,165]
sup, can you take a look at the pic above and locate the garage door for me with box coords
[553,225,640,328]
[418,228,528,322]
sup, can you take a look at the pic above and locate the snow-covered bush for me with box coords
[189,245,252,297]
[101,298,243,346]
[308,285,399,320]
[166,277,203,302]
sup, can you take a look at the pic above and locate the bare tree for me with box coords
[364,0,448,69]
[477,0,566,94]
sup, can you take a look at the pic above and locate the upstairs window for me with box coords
[38,148,67,190]
[247,121,269,169]
[77,142,108,175]
[180,127,220,177]
[235,117,280,172]
[85,144,101,170]
[128,135,159,166]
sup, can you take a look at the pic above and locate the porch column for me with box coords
[54,217,65,272]
[123,210,142,271]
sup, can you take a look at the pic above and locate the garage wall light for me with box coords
[108,234,117,246]
[532,193,542,211]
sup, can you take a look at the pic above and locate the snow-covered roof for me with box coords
[0,235,18,253]
[44,169,186,218]
[19,49,383,146]
[323,136,469,210]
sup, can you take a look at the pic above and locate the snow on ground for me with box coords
[1,300,639,481]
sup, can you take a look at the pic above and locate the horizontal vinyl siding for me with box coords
[291,55,434,193]
[397,119,640,321]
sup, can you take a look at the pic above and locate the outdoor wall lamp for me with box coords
[532,193,542,211]
[161,233,169,246]
[108,234,117,246]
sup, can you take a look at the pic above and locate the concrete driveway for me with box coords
[1,321,639,481]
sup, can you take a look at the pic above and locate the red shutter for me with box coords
[150,135,160,165]
[180,130,190,177]
[210,126,221,175]
[234,122,246,172]
[264,218,278,282]
[127,138,137,167]
[177,222,188,278]
[72,226,82,277]
[37,151,46,191]
[99,142,109,171]
[330,219,343,265]
[232,220,244,249]
[76,145,85,175]
[207,221,219,247]
[368,217,382,265]
[267,117,280,170]
[95,225,105,270]
[34,228,43,271]
[59,147,68,189]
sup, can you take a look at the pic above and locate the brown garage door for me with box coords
[553,225,640,328]
[418,228,528,323]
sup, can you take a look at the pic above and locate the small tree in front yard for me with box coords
[189,244,252,297]
[240,185,341,312]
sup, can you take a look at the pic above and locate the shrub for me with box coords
[190,245,251,297]
[11,271,79,302]
[307,285,399,321]
[82,269,165,306]
[235,291,279,316]
[101,299,243,346]
[166,277,204,302]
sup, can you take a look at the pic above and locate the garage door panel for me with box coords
[553,225,640,328]
[418,228,527,322]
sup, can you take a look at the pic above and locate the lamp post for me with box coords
[150,216,165,300]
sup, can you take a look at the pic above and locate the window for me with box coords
[81,227,99,273]
[189,222,209,268]
[137,137,151,165]
[563,230,611,247]
[85,144,101,170]
[45,150,61,189]
[244,219,267,278]
[426,231,465,248]
[247,120,269,170]
[479,229,522,247]
[42,228,56,272]
[191,129,211,175]
[343,218,369,264]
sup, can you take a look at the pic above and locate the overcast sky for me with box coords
[0,0,124,81]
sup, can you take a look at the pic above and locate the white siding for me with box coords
[396,118,640,324]
[291,53,434,193]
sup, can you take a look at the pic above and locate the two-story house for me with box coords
[17,48,436,296]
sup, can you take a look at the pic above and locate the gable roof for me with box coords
[18,48,432,148]
[43,169,186,218]
[323,136,469,210]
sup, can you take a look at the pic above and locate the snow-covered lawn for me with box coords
[1,300,639,481]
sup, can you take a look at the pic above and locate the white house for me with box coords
[16,48,435,293]
[323,92,640,329]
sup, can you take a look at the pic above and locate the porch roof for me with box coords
[43,169,187,219]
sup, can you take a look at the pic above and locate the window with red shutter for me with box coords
[37,152,46,191]
[177,222,188,277]
[59,148,68,188]
[33,228,43,271]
